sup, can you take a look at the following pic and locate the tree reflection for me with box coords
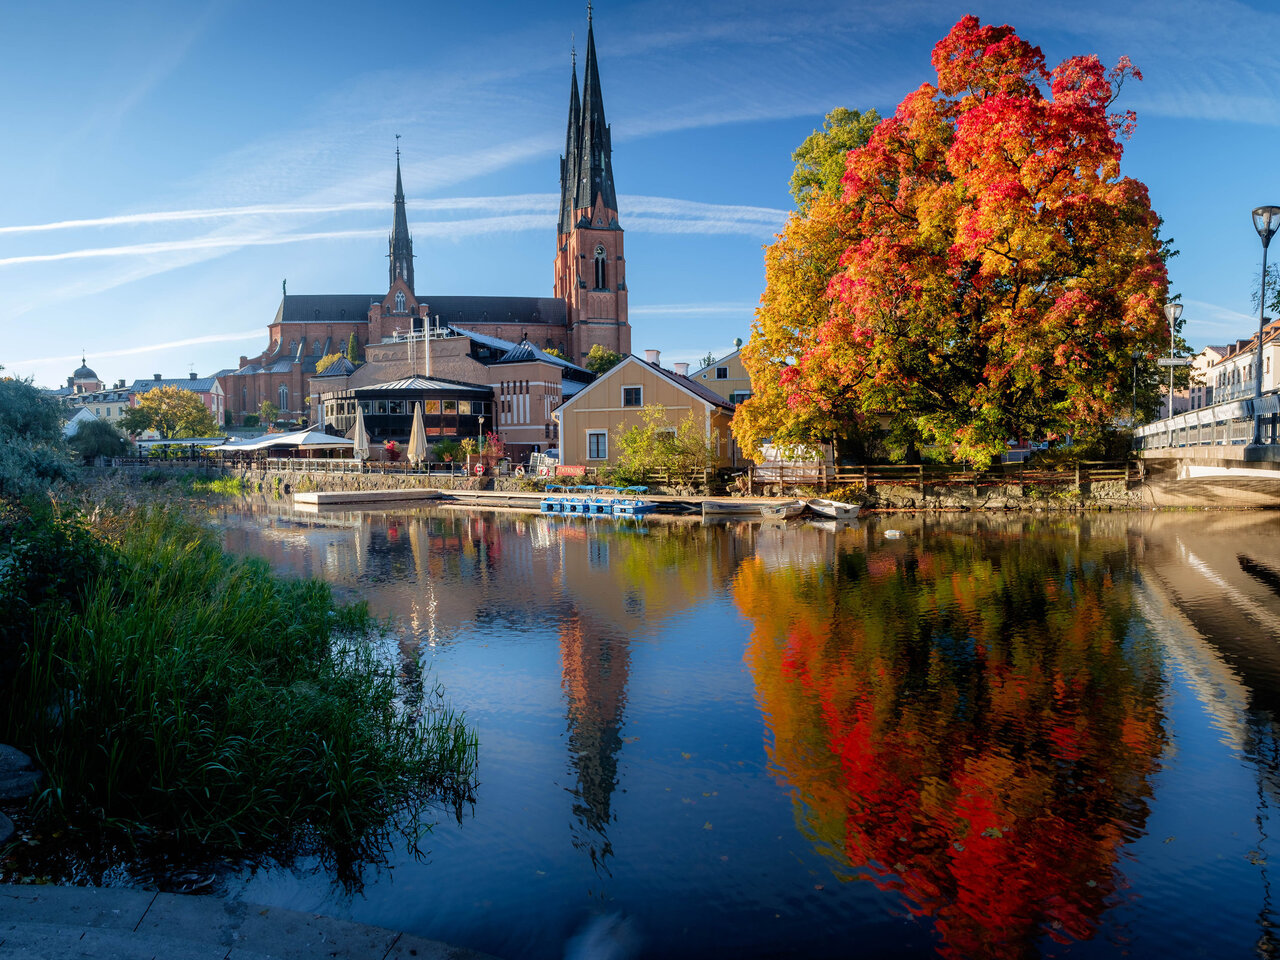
[738,527,1166,958]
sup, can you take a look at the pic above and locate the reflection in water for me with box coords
[202,500,1280,959]
[737,520,1167,958]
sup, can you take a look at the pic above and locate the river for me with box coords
[210,501,1280,959]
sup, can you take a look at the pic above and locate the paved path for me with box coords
[0,884,501,960]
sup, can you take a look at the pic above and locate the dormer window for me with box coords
[395,291,406,313]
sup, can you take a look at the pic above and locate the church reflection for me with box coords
[213,498,745,872]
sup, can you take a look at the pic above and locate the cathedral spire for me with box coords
[558,47,582,237]
[575,12,617,220]
[389,140,415,291]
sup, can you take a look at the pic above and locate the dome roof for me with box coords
[73,357,97,380]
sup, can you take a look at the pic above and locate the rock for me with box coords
[0,811,13,845]
[0,769,43,802]
[0,744,34,773]
[0,744,42,801]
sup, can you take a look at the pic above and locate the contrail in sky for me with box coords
[19,329,265,366]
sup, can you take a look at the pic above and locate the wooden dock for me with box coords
[292,488,444,506]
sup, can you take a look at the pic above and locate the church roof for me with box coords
[273,294,378,325]
[73,357,98,379]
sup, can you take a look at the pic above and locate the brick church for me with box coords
[219,11,630,430]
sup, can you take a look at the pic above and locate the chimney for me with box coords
[116,379,125,389]
[644,349,660,366]
[153,373,162,381]
[66,376,73,388]
[673,362,689,376]
[189,371,198,380]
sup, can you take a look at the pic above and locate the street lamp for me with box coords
[1164,302,1182,448]
[1252,205,1280,443]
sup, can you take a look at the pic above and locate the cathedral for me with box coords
[218,10,630,439]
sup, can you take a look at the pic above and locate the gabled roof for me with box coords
[315,357,357,377]
[691,347,742,379]
[558,354,733,413]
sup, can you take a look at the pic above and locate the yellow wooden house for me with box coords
[554,351,739,468]
[690,344,752,406]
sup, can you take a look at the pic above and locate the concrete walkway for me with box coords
[0,884,501,960]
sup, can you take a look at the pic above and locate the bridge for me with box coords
[1135,393,1280,506]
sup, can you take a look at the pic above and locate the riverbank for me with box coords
[0,883,501,959]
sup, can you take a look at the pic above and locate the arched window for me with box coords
[594,246,607,290]
[278,384,288,413]
[395,291,406,313]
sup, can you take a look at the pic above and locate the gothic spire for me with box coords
[558,49,582,237]
[575,13,617,219]
[389,142,415,291]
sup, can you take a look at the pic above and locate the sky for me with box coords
[4,0,1280,390]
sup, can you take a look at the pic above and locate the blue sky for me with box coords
[4,0,1279,389]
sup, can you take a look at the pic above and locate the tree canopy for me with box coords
[0,374,77,497]
[120,387,222,440]
[585,344,624,375]
[789,107,881,212]
[68,417,131,461]
[735,17,1167,461]
[611,404,717,480]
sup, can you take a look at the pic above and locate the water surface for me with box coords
[213,503,1280,959]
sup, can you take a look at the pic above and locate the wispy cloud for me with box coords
[19,329,263,367]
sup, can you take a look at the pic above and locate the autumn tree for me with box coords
[543,346,567,360]
[734,108,878,460]
[585,344,623,375]
[739,18,1167,462]
[121,387,222,439]
[314,352,346,375]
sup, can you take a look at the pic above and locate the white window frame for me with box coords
[715,367,729,380]
[621,385,643,407]
[587,430,608,460]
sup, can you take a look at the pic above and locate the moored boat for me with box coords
[807,498,860,521]
[703,499,805,519]
[761,499,806,519]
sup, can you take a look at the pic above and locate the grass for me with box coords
[1,500,476,871]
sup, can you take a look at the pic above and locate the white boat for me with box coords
[760,499,806,519]
[807,498,860,521]
[702,499,805,519]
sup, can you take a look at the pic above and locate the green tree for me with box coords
[257,400,280,426]
[585,344,624,375]
[68,417,131,461]
[613,404,718,478]
[346,333,363,364]
[124,387,222,440]
[789,106,881,212]
[700,351,718,370]
[0,373,77,496]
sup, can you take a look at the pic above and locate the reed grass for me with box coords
[2,502,476,866]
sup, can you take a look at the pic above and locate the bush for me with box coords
[242,414,260,428]
[1,503,477,867]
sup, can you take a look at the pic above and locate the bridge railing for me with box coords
[1134,394,1280,452]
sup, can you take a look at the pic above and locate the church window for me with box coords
[395,291,406,312]
[594,246,607,289]
[278,385,288,412]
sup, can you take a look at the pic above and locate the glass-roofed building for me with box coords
[319,376,493,443]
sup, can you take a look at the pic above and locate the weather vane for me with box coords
[395,132,401,159]
[587,1,592,24]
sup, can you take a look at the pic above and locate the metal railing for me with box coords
[1134,393,1280,451]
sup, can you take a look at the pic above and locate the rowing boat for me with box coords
[807,498,860,521]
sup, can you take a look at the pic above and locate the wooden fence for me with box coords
[747,460,1137,493]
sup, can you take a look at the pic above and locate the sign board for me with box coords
[1157,358,1193,367]
[556,464,587,477]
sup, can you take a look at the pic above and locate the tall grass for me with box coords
[2,503,476,867]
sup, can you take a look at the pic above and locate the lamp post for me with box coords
[1164,302,1182,448]
[1252,206,1280,444]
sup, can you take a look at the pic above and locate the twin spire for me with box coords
[559,11,617,236]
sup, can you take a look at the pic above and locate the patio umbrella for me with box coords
[352,405,370,464]
[407,401,428,466]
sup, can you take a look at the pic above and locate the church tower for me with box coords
[369,147,423,342]
[554,10,630,363]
